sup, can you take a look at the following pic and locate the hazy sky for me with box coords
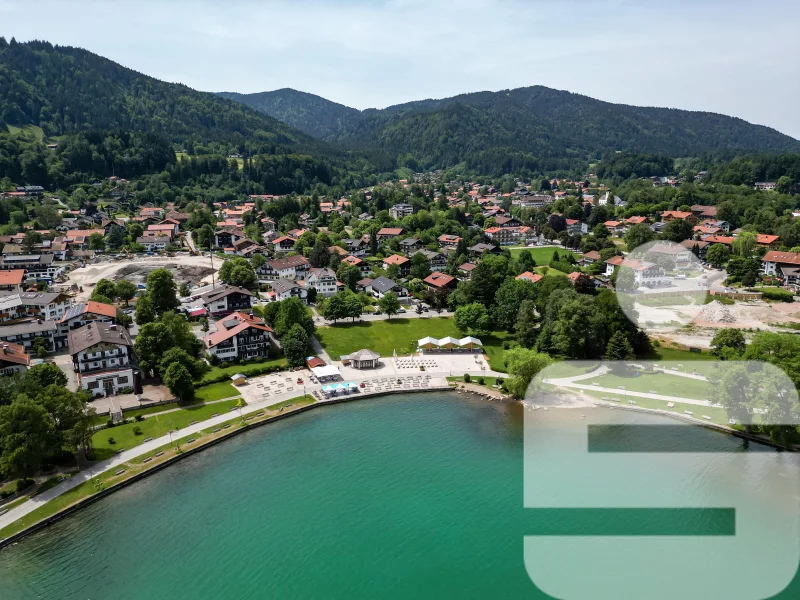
[3,0,799,139]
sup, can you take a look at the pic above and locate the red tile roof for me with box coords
[762,251,800,265]
[377,227,403,236]
[424,272,456,288]
[383,254,409,266]
[515,271,543,283]
[204,312,272,348]
[0,270,25,286]
[0,341,29,366]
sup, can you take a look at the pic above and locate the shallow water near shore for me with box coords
[0,392,798,599]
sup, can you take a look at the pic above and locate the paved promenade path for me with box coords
[0,364,500,532]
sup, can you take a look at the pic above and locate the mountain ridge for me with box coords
[220,85,800,171]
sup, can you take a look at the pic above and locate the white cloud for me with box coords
[3,0,799,138]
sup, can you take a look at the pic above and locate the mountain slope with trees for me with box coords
[0,38,322,154]
[225,85,800,172]
[218,88,361,139]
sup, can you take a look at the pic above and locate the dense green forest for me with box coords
[223,86,800,174]
[218,89,361,140]
[0,38,314,152]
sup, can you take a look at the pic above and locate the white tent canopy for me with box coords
[416,336,483,350]
[311,365,341,379]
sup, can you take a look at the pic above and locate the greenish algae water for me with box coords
[0,392,797,599]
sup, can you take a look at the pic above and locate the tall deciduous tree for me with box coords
[146,268,179,316]
[378,292,400,319]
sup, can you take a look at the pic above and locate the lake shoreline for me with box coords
[0,385,448,550]
[1,383,790,550]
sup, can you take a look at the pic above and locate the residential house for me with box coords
[383,254,411,277]
[342,255,371,277]
[258,255,310,281]
[413,249,447,272]
[306,267,340,297]
[140,207,165,220]
[271,236,297,254]
[625,216,649,226]
[755,182,777,191]
[145,223,177,239]
[469,243,501,257]
[756,234,781,249]
[761,251,800,277]
[483,226,533,245]
[267,278,309,303]
[376,227,404,241]
[679,239,709,259]
[0,254,64,281]
[69,322,137,398]
[0,270,25,293]
[661,211,698,225]
[603,255,625,276]
[0,291,72,325]
[700,235,734,249]
[0,319,57,351]
[136,236,170,252]
[515,271,543,284]
[58,300,117,332]
[459,262,477,279]
[389,203,414,219]
[0,342,30,376]
[196,285,254,317]
[370,276,410,302]
[603,221,627,236]
[437,234,461,247]
[495,215,522,228]
[214,227,246,249]
[649,242,694,270]
[204,312,273,362]
[690,205,717,219]
[343,238,368,257]
[565,219,589,235]
[620,258,670,288]
[399,238,422,253]
[423,272,457,292]
[581,250,602,265]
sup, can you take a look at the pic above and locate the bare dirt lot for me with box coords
[651,299,800,348]
[69,255,218,302]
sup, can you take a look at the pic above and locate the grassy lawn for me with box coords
[317,317,461,357]
[581,370,711,401]
[0,479,18,496]
[507,246,579,263]
[200,357,287,384]
[317,318,510,372]
[6,124,45,141]
[534,266,568,278]
[195,381,239,402]
[648,345,716,376]
[266,395,315,411]
[447,375,503,388]
[0,396,315,541]
[1,496,29,512]
[91,399,241,459]
[579,388,729,426]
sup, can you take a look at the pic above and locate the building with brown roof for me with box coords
[0,341,30,375]
[68,322,137,397]
[204,312,273,362]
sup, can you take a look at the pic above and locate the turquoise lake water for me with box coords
[0,392,797,599]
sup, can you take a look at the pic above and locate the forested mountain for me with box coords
[226,85,800,173]
[0,38,319,154]
[0,38,391,192]
[218,89,360,139]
